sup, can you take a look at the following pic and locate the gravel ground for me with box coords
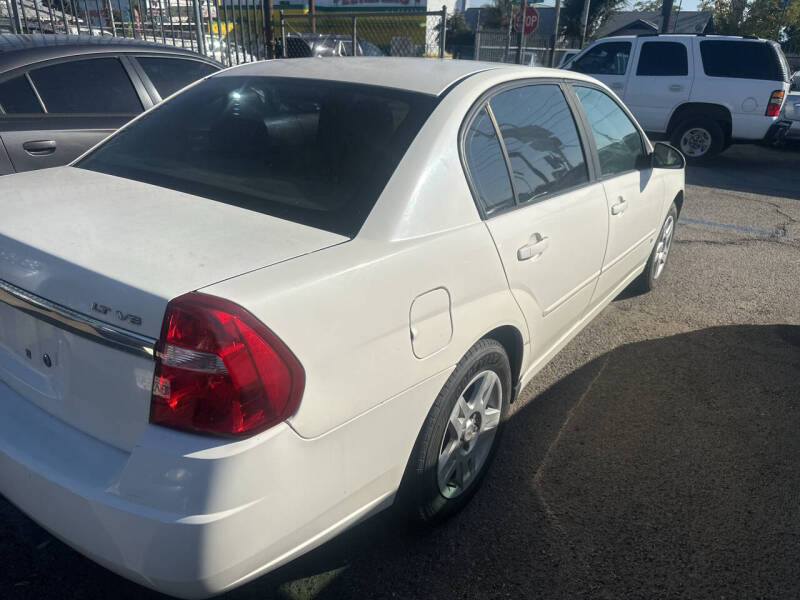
[2,144,800,600]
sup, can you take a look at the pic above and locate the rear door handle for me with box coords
[517,233,549,261]
[610,82,624,91]
[611,197,628,215]
[669,84,683,92]
[23,140,56,156]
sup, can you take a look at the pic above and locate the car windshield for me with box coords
[77,76,438,237]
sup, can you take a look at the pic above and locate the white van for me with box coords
[567,34,792,160]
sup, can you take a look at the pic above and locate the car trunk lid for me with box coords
[0,166,347,450]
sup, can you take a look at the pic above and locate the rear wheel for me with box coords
[670,118,725,162]
[402,339,511,524]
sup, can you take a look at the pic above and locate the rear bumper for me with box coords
[0,368,451,598]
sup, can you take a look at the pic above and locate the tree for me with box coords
[481,0,514,29]
[698,0,800,40]
[559,0,626,40]
[631,0,679,11]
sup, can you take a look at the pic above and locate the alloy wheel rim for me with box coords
[437,370,502,499]
[653,215,674,280]
[679,127,712,157]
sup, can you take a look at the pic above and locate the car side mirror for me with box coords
[651,142,685,170]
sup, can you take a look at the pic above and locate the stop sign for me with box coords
[513,6,539,35]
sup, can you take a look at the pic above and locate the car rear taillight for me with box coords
[150,292,304,437]
[766,90,785,117]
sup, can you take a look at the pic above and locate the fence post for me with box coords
[351,15,356,57]
[309,0,315,34]
[280,9,287,57]
[474,24,481,61]
[439,5,446,58]
[9,0,22,33]
[264,0,274,59]
[193,0,206,56]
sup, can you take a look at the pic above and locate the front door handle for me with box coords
[611,197,628,215]
[669,84,683,92]
[517,233,549,261]
[611,82,624,91]
[23,140,56,156]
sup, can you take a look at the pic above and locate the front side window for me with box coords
[29,57,142,114]
[137,57,218,99]
[637,42,689,76]
[489,84,589,204]
[574,86,645,177]
[571,42,632,76]
[77,76,437,237]
[0,75,43,114]
[700,41,785,81]
[463,108,515,215]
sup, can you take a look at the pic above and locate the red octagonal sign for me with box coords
[513,6,539,35]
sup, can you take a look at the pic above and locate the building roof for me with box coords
[225,57,507,96]
[595,11,713,38]
[0,34,217,72]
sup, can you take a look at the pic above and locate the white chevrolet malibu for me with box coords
[0,58,685,597]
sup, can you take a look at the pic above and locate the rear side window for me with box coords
[463,108,515,215]
[489,84,588,204]
[76,76,437,237]
[0,75,42,114]
[637,42,688,76]
[571,42,632,76]
[575,86,645,177]
[29,58,142,114]
[700,41,785,81]
[137,57,218,99]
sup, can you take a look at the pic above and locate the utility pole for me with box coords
[660,0,674,33]
[515,0,527,64]
[579,0,590,48]
[549,0,562,67]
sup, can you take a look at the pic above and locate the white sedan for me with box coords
[0,58,684,598]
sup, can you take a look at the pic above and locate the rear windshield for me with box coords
[77,76,437,237]
[700,40,786,82]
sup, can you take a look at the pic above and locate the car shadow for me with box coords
[3,325,800,599]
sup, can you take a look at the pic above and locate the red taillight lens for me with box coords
[150,292,304,437]
[766,90,785,117]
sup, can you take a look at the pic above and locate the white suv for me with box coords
[567,34,792,161]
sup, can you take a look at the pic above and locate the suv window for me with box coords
[571,42,632,76]
[29,58,142,114]
[637,41,688,76]
[137,57,218,99]
[574,86,645,177]
[77,76,437,237]
[0,75,43,114]
[489,84,588,204]
[463,108,515,215]
[700,40,785,81]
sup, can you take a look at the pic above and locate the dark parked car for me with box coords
[279,33,385,58]
[0,34,221,173]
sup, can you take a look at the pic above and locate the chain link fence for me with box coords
[473,27,578,67]
[0,0,273,65]
[278,8,446,59]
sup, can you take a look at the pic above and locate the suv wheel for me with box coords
[670,118,725,162]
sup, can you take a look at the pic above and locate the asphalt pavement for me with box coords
[2,143,800,600]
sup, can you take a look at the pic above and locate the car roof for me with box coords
[0,34,216,72]
[220,58,573,96]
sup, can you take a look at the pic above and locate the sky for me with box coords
[515,0,702,12]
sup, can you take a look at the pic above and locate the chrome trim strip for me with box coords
[0,279,156,359]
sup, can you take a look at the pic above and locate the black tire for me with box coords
[400,339,512,524]
[669,117,725,162]
[630,202,679,294]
